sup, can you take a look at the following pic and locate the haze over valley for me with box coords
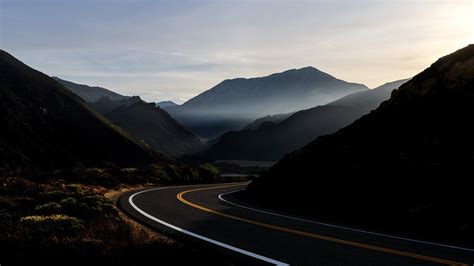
[1,0,474,265]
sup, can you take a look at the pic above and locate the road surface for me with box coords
[119,183,474,265]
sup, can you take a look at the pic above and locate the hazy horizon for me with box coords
[1,0,473,103]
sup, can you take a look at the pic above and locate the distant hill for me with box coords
[0,50,159,174]
[164,67,368,138]
[105,100,203,156]
[58,80,203,156]
[205,79,408,161]
[54,77,129,102]
[242,113,294,131]
[157,101,178,108]
[245,45,474,246]
[90,96,142,115]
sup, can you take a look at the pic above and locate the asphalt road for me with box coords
[119,183,474,265]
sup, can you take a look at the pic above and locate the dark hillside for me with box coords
[0,50,159,175]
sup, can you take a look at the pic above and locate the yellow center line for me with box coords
[177,184,467,266]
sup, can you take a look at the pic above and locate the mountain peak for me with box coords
[270,66,324,77]
[157,100,178,108]
[171,66,368,138]
[296,66,319,72]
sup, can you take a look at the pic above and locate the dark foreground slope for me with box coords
[246,45,474,246]
[0,50,158,174]
[206,79,408,161]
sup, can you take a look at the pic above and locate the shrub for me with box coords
[147,164,171,182]
[36,195,117,219]
[60,197,78,208]
[38,190,70,202]
[178,166,199,183]
[34,202,61,213]
[198,164,220,182]
[20,214,85,236]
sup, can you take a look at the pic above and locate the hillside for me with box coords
[242,113,294,130]
[245,45,474,245]
[57,80,203,156]
[165,67,368,138]
[106,101,203,156]
[90,96,142,115]
[54,77,128,102]
[0,50,159,174]
[205,79,408,161]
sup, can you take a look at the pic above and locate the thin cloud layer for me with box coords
[2,0,473,103]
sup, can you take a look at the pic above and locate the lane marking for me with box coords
[219,189,474,253]
[128,185,289,266]
[178,185,468,266]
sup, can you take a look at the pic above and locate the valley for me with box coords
[1,1,473,263]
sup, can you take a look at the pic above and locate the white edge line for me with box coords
[219,189,474,253]
[128,187,289,266]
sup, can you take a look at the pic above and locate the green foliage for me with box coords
[20,214,85,236]
[145,163,218,185]
[60,197,78,207]
[198,164,220,182]
[0,174,236,264]
[147,164,172,182]
[33,194,116,219]
[167,164,182,181]
[34,202,61,213]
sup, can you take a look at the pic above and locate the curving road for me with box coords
[119,183,474,265]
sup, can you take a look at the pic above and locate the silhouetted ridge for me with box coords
[54,77,128,102]
[244,44,474,246]
[58,79,203,156]
[105,100,203,156]
[204,79,408,161]
[0,50,159,174]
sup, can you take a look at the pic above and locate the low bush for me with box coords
[20,214,85,236]
[34,202,61,213]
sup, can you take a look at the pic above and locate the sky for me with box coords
[1,0,473,103]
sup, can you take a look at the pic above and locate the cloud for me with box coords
[2,0,473,103]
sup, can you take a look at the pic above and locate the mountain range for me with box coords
[245,45,474,244]
[0,50,159,174]
[205,79,409,161]
[57,80,202,156]
[164,67,368,138]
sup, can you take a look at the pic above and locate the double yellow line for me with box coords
[177,184,468,266]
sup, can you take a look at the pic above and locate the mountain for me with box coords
[105,100,203,156]
[0,50,160,175]
[242,113,294,131]
[90,96,142,115]
[164,67,368,138]
[58,80,203,156]
[328,79,410,108]
[205,79,408,161]
[157,101,178,108]
[54,77,128,102]
[244,45,474,245]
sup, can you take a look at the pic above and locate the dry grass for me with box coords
[104,185,177,246]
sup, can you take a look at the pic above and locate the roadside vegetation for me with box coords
[0,165,245,265]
